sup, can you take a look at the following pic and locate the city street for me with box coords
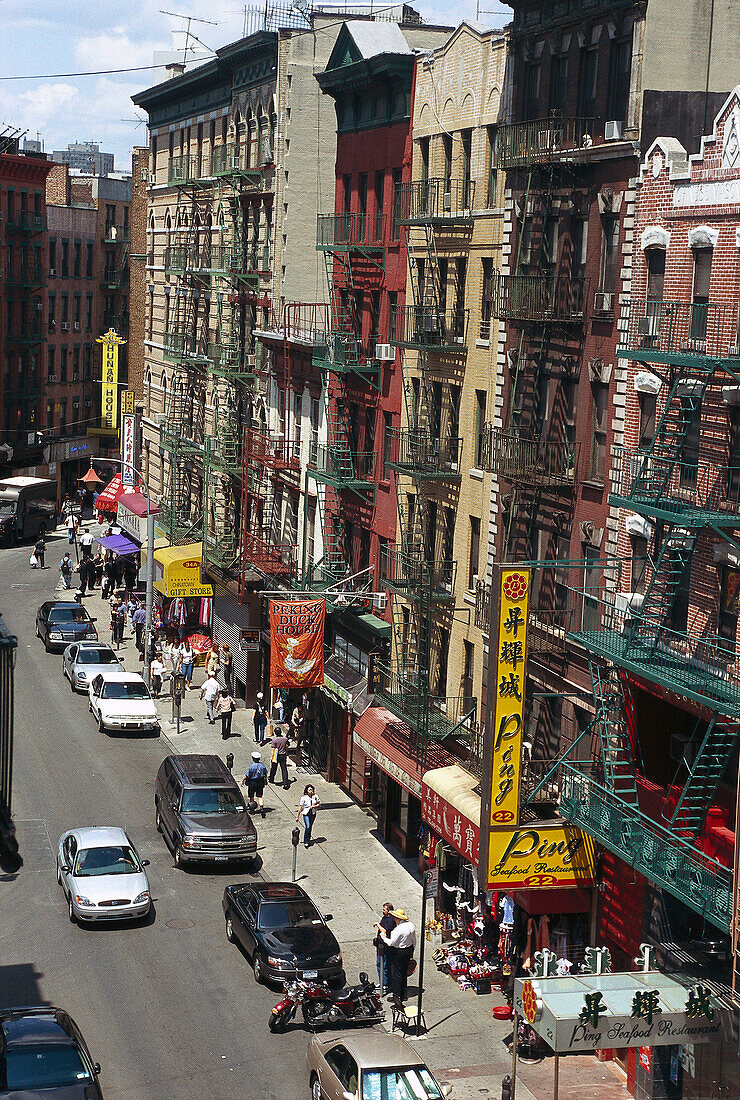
[0,529,311,1100]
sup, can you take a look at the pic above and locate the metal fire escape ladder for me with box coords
[589,661,640,804]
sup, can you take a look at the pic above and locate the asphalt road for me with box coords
[0,529,311,1100]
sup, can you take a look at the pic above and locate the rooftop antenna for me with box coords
[160,10,219,66]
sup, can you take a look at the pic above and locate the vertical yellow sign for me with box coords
[490,567,530,827]
[96,329,126,431]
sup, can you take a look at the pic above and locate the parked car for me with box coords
[0,1006,103,1098]
[63,641,123,692]
[36,600,97,652]
[88,669,159,734]
[306,1032,452,1100]
[155,754,258,868]
[223,881,342,987]
[56,825,151,924]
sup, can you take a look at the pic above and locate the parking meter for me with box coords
[171,672,186,733]
[291,826,300,882]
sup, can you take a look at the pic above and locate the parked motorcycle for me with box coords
[269,972,385,1033]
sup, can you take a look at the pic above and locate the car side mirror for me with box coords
[323,913,333,922]
[342,1093,356,1100]
[441,1086,453,1098]
[93,1063,101,1075]
[142,859,150,867]
[90,617,97,623]
[61,864,71,874]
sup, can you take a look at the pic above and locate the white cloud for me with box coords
[74,33,170,72]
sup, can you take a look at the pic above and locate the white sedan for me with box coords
[88,669,159,734]
[57,826,151,924]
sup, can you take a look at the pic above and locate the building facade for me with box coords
[51,142,115,177]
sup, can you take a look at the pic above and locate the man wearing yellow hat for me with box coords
[375,907,416,1003]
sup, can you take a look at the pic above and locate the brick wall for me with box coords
[45,164,70,206]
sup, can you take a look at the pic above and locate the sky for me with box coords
[0,0,510,170]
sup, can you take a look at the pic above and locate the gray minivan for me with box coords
[155,754,258,868]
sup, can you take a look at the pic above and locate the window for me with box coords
[474,390,487,468]
[582,548,600,632]
[729,407,740,501]
[61,240,69,277]
[646,247,665,302]
[342,174,351,214]
[631,534,648,594]
[639,392,656,450]
[719,566,740,653]
[307,500,316,566]
[73,295,81,325]
[599,215,620,294]
[86,294,93,332]
[378,535,388,581]
[73,242,81,278]
[391,167,402,237]
[588,381,608,482]
[61,295,69,324]
[468,515,480,590]
[443,506,455,588]
[578,47,598,118]
[419,136,429,186]
[670,553,691,632]
[49,239,56,275]
[691,248,712,341]
[358,172,368,215]
[86,242,93,277]
[73,346,80,379]
[461,129,472,207]
[365,404,376,458]
[450,384,461,464]
[679,396,701,489]
[607,37,632,123]
[480,258,493,340]
[523,62,541,120]
[487,126,497,206]
[454,257,466,338]
[293,391,302,446]
[549,55,568,117]
[435,626,449,697]
[47,347,55,380]
[388,291,398,341]
[60,347,68,383]
[443,134,452,191]
[48,294,56,331]
[431,381,442,441]
[462,639,474,708]
[383,410,393,477]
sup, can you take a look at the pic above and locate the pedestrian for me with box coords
[375,909,416,1004]
[123,558,138,593]
[77,557,89,596]
[215,686,236,739]
[60,552,74,589]
[243,751,268,818]
[33,535,46,569]
[205,642,220,679]
[124,594,137,636]
[296,784,320,848]
[291,704,305,758]
[268,725,291,790]
[66,512,77,545]
[150,655,165,697]
[253,691,268,744]
[179,639,195,689]
[133,602,146,651]
[373,902,396,995]
[115,599,126,646]
[220,643,233,693]
[200,671,220,724]
[102,555,116,599]
[92,551,103,589]
[79,528,94,559]
[168,636,183,675]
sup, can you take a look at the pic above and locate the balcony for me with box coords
[618,299,740,368]
[163,331,209,369]
[6,267,43,290]
[389,306,468,351]
[307,443,375,498]
[102,224,130,245]
[559,763,731,932]
[100,269,128,292]
[316,213,387,252]
[207,341,256,382]
[386,429,462,480]
[211,143,262,187]
[384,546,456,601]
[247,429,300,472]
[394,178,475,225]
[611,445,740,528]
[5,211,46,233]
[312,331,381,380]
[243,531,295,579]
[567,586,740,716]
[483,426,578,487]
[491,273,587,323]
[374,662,477,744]
[494,117,596,170]
[167,154,214,187]
[164,245,188,277]
[5,325,43,345]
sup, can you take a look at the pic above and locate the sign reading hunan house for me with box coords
[96,329,125,431]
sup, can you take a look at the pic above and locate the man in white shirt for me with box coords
[200,673,220,724]
[79,529,94,559]
[376,908,416,1003]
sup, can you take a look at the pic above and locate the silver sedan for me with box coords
[62,641,123,693]
[57,826,151,924]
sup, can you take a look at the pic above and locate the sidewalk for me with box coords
[69,539,633,1100]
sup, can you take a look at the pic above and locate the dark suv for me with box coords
[155,754,258,868]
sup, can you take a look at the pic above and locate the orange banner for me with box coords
[269,599,325,689]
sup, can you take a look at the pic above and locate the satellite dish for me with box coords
[292,0,311,16]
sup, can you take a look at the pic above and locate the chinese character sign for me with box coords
[96,329,125,431]
[269,599,325,689]
[490,568,530,826]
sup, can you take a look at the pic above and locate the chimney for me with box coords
[166,61,186,79]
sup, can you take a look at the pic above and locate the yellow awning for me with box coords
[152,542,213,598]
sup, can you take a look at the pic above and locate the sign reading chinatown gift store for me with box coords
[269,599,325,689]
[96,329,125,431]
[490,568,530,827]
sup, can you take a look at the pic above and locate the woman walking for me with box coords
[179,639,195,689]
[296,784,320,848]
[243,751,268,818]
[215,686,236,739]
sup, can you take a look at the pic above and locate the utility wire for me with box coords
[0,58,213,82]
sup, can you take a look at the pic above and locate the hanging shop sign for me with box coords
[120,390,135,417]
[96,329,125,431]
[488,824,594,889]
[120,412,136,487]
[269,599,325,689]
[490,568,530,827]
[239,628,261,653]
[421,772,480,865]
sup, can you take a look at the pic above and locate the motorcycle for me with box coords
[269,972,385,1033]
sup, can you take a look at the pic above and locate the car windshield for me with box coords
[4,1044,92,1090]
[49,606,88,623]
[78,648,118,665]
[181,789,244,815]
[258,899,319,930]
[362,1067,443,1100]
[73,844,141,877]
[101,681,149,700]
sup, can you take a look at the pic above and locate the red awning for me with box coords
[95,474,141,515]
[352,707,458,798]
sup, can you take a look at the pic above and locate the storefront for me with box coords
[95,495,159,594]
[152,542,213,655]
[319,653,370,784]
[47,436,100,503]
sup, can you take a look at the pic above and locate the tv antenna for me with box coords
[160,10,219,66]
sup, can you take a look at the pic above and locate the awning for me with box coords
[353,707,458,798]
[97,533,140,557]
[422,765,481,865]
[153,542,213,598]
[356,612,392,638]
[95,474,141,515]
[321,654,366,712]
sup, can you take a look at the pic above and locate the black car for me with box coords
[36,601,98,653]
[0,1006,103,1098]
[222,881,343,987]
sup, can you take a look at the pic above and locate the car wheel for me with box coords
[226,915,235,943]
[155,803,162,833]
[38,523,46,537]
[98,718,106,735]
[310,1074,322,1100]
[253,953,264,984]
[56,862,62,886]
[68,895,76,924]
[36,623,40,638]
[174,844,184,869]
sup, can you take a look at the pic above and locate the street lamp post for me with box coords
[83,458,155,688]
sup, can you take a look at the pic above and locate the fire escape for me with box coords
[379,177,477,766]
[101,219,130,337]
[5,211,46,445]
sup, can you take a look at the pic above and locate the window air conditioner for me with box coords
[49,268,56,277]
[375,343,395,361]
[73,322,80,331]
[372,592,388,611]
[637,314,659,337]
[594,291,614,313]
[47,374,57,382]
[605,120,624,141]
[443,192,452,211]
[61,322,70,331]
